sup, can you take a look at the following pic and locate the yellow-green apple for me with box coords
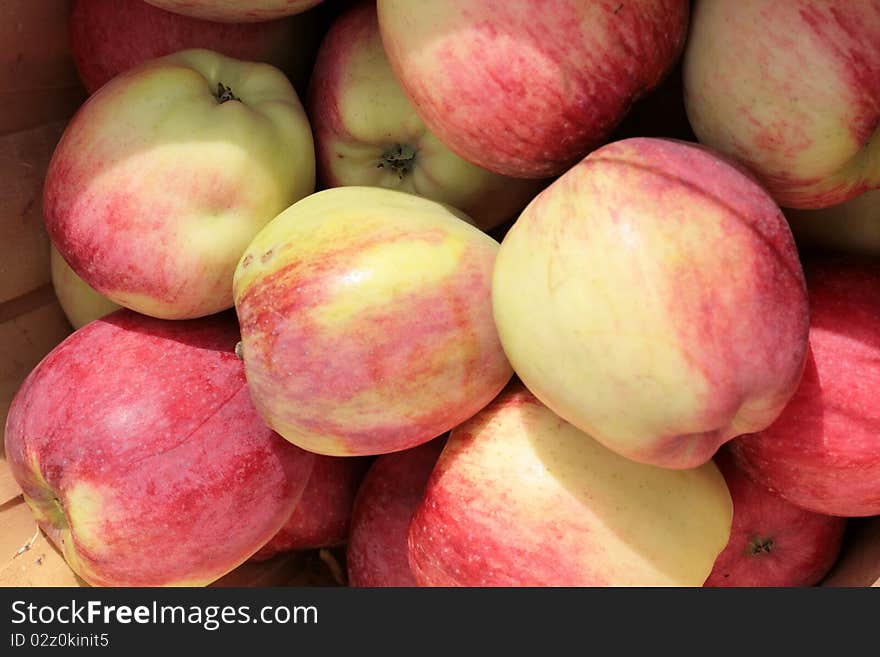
[729,257,880,517]
[3,309,316,587]
[70,0,321,96]
[308,0,545,232]
[251,454,371,560]
[786,190,880,258]
[704,448,846,587]
[408,384,733,586]
[43,48,315,320]
[376,0,690,178]
[145,0,324,22]
[683,0,880,209]
[233,186,512,457]
[347,436,446,587]
[492,137,810,469]
[50,244,120,329]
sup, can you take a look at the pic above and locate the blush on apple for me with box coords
[50,243,120,329]
[729,257,880,517]
[70,0,321,95]
[705,448,847,587]
[145,0,324,23]
[251,454,372,560]
[3,309,316,587]
[347,437,446,587]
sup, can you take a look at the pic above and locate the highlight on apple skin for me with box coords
[704,448,846,588]
[50,243,120,329]
[251,455,372,561]
[683,0,880,209]
[233,186,512,457]
[307,0,545,232]
[377,0,690,178]
[407,384,733,587]
[3,310,316,587]
[728,257,880,517]
[43,48,315,320]
[145,0,324,23]
[70,0,321,95]
[492,137,810,470]
[347,437,446,587]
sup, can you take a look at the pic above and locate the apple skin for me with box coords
[3,309,316,587]
[492,137,810,469]
[407,384,733,587]
[307,0,545,232]
[43,48,315,320]
[251,454,371,560]
[69,0,321,96]
[376,0,689,178]
[347,436,446,587]
[683,0,880,209]
[729,257,880,517]
[50,243,120,329]
[786,190,880,258]
[704,448,846,587]
[233,186,512,457]
[145,0,324,23]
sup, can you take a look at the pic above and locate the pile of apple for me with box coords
[4,0,879,587]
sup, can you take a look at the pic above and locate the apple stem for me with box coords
[216,82,240,104]
[747,535,774,556]
[377,144,417,180]
[234,341,244,360]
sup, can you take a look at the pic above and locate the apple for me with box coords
[347,436,446,587]
[704,448,847,587]
[376,0,690,178]
[786,190,880,258]
[251,454,371,560]
[492,138,810,470]
[3,309,316,587]
[145,0,324,23]
[233,185,512,457]
[408,384,733,586]
[683,0,880,209]
[50,243,120,329]
[70,0,321,96]
[307,0,545,232]
[43,48,315,320]
[729,257,880,517]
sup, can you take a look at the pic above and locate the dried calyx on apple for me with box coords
[377,143,417,179]
[216,82,240,103]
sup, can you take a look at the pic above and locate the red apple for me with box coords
[145,0,324,22]
[377,0,689,178]
[729,257,880,517]
[347,437,446,587]
[251,454,371,560]
[3,309,316,587]
[705,448,847,587]
[70,0,320,95]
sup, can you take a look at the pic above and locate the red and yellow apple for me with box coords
[233,186,512,457]
[251,454,371,560]
[43,48,315,320]
[729,257,880,517]
[408,384,733,587]
[683,0,880,209]
[347,437,446,587]
[145,0,324,23]
[3,309,316,587]
[377,0,690,178]
[492,138,810,469]
[786,190,880,258]
[705,448,846,587]
[50,244,120,329]
[70,0,320,95]
[308,0,544,232]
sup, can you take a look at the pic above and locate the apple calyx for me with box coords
[216,82,240,104]
[747,535,774,557]
[377,143,417,179]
